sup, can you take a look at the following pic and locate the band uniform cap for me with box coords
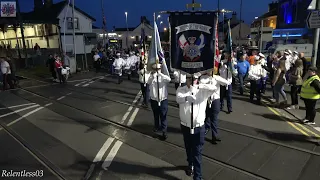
[293,51,298,54]
[152,63,161,69]
[116,53,121,56]
[255,55,260,61]
[284,51,290,55]
[308,66,318,72]
[258,53,265,58]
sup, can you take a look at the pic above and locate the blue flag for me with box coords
[147,22,170,76]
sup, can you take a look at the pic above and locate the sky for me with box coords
[20,0,273,30]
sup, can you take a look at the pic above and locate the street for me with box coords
[1,73,320,180]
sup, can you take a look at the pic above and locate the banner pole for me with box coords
[153,12,161,106]
[190,74,194,134]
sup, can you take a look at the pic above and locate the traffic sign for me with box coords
[186,3,201,9]
[307,10,320,29]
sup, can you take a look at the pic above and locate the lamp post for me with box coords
[125,12,128,49]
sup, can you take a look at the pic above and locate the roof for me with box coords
[254,8,277,22]
[114,27,135,31]
[20,1,96,25]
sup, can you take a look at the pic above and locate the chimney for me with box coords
[231,11,237,24]
[34,0,43,10]
[44,0,53,8]
[268,1,278,12]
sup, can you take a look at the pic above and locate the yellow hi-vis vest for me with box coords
[300,75,320,100]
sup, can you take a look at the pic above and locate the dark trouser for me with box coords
[140,83,150,105]
[181,124,205,180]
[250,80,261,102]
[303,99,318,122]
[205,99,220,138]
[51,69,57,79]
[291,84,301,106]
[220,85,232,111]
[2,74,14,90]
[238,74,246,95]
[175,83,186,90]
[94,61,100,73]
[56,68,62,83]
[150,99,168,132]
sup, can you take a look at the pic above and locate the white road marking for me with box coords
[0,104,40,118]
[7,106,45,126]
[57,96,66,101]
[314,127,320,132]
[45,103,53,107]
[126,108,140,126]
[0,103,36,110]
[93,91,142,180]
[102,141,123,170]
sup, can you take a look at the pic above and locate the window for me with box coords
[67,17,79,29]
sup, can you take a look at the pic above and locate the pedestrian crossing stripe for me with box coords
[314,127,320,132]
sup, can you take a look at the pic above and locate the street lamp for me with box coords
[164,27,167,31]
[125,12,128,49]
[157,15,161,19]
[160,21,163,25]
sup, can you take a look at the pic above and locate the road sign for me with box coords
[307,10,320,29]
[186,3,201,9]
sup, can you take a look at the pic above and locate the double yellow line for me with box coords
[263,101,320,138]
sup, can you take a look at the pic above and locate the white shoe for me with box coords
[286,105,296,110]
[302,119,309,123]
[306,121,316,125]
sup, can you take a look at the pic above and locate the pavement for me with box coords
[0,71,320,180]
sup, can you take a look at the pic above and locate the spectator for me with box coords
[287,59,304,109]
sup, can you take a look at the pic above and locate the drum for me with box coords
[124,68,131,74]
[114,68,122,75]
[130,65,136,71]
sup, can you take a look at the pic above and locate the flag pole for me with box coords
[142,19,147,87]
[154,12,161,106]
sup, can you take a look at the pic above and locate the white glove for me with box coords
[186,95,196,103]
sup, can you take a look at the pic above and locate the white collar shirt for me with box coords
[113,58,124,69]
[176,83,216,128]
[173,71,186,83]
[147,72,171,102]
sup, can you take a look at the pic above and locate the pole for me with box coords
[259,19,264,52]
[190,75,194,134]
[83,34,88,70]
[239,0,243,42]
[125,13,128,50]
[311,0,320,67]
[222,12,225,43]
[154,13,161,106]
[72,0,76,68]
[16,0,28,68]
[101,0,105,46]
[192,0,195,10]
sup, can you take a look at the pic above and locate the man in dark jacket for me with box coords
[46,54,57,81]
[299,53,308,77]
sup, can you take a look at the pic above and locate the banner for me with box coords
[1,1,16,17]
[169,13,216,75]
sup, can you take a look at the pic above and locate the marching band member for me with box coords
[176,73,216,179]
[173,70,187,90]
[258,53,267,94]
[200,71,231,144]
[113,53,125,84]
[139,59,150,107]
[147,63,171,140]
[248,56,267,104]
[219,52,233,114]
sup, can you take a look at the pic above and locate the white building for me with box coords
[0,0,96,55]
[114,19,154,50]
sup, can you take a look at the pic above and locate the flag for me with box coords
[213,14,220,75]
[147,22,170,76]
[225,20,235,74]
[140,23,146,62]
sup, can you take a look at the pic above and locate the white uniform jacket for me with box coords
[176,83,216,128]
[139,67,150,84]
[248,64,267,81]
[173,70,186,84]
[200,75,231,100]
[147,72,171,102]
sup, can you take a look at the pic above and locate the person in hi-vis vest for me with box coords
[300,67,320,125]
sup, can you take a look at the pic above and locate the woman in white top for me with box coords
[93,51,101,73]
[248,56,267,104]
